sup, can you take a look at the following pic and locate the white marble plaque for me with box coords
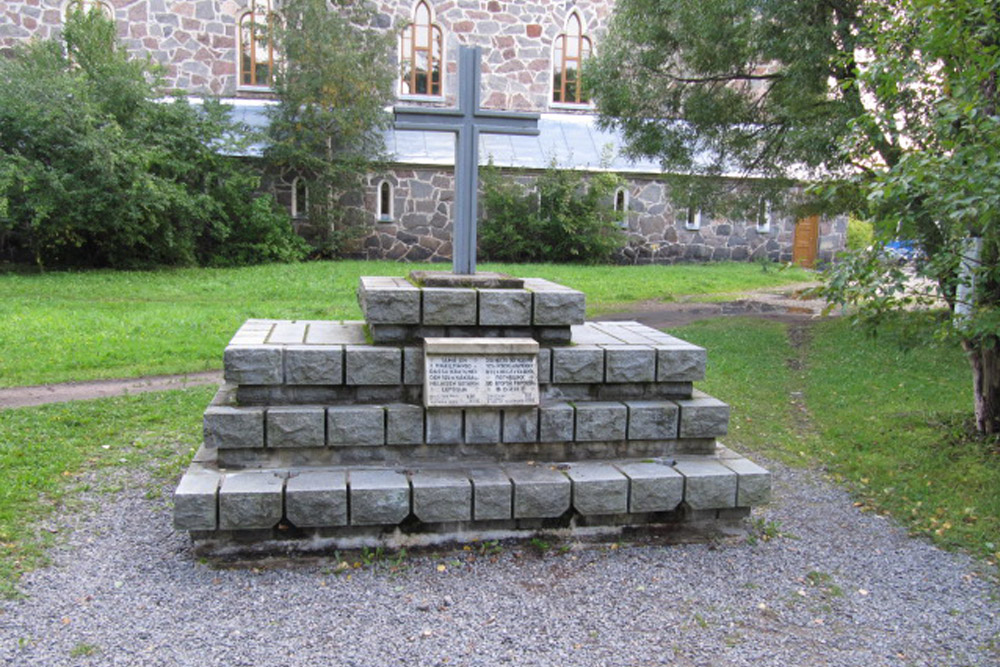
[424,338,539,407]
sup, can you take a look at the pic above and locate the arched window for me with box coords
[400,1,443,97]
[377,180,394,222]
[684,207,702,231]
[65,0,114,19]
[291,177,308,218]
[552,11,592,105]
[756,198,773,233]
[613,187,629,227]
[239,0,280,88]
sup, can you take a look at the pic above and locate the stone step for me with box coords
[202,388,729,457]
[173,448,771,533]
[223,320,706,387]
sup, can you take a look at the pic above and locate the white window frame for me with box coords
[550,9,595,109]
[683,207,702,231]
[398,0,445,101]
[237,0,280,92]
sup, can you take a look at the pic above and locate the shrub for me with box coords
[846,215,874,251]
[0,10,307,269]
[479,163,625,263]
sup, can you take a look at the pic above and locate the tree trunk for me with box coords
[963,336,1000,435]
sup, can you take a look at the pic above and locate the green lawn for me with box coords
[0,260,812,387]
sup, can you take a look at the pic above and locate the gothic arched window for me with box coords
[377,180,394,222]
[552,12,592,105]
[401,0,443,97]
[65,0,114,19]
[239,0,280,88]
[291,177,308,218]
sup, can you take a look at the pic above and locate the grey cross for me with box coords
[393,46,540,274]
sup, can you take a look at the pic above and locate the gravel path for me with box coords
[2,455,997,666]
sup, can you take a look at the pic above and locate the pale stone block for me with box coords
[426,408,463,444]
[219,472,284,529]
[503,408,538,443]
[465,409,501,444]
[203,406,264,450]
[566,463,628,515]
[625,401,680,440]
[286,471,347,527]
[422,287,477,326]
[327,406,384,446]
[605,345,656,383]
[506,464,571,519]
[468,467,512,520]
[539,402,575,441]
[268,321,307,344]
[223,345,282,385]
[551,346,604,383]
[524,279,585,326]
[345,346,402,385]
[721,457,772,506]
[359,277,420,324]
[655,344,707,382]
[673,459,738,509]
[284,345,343,385]
[676,395,730,438]
[385,403,424,445]
[478,288,532,326]
[173,470,220,531]
[349,470,411,525]
[410,470,472,522]
[266,407,325,448]
[615,461,683,512]
[574,402,627,441]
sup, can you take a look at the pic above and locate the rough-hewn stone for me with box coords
[506,464,571,518]
[266,407,325,448]
[203,406,264,450]
[286,471,348,527]
[349,470,411,525]
[410,470,472,522]
[327,406,385,447]
[218,472,284,530]
[566,462,628,515]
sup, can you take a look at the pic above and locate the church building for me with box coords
[2,0,847,266]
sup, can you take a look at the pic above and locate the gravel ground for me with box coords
[1,455,997,667]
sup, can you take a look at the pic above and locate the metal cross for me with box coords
[393,46,540,275]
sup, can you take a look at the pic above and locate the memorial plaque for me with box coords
[424,338,539,407]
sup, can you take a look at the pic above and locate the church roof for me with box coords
[222,100,665,174]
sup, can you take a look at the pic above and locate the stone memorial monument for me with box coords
[172,48,771,551]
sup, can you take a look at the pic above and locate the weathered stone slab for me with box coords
[305,321,367,345]
[345,346,402,385]
[566,462,628,515]
[625,401,680,440]
[551,346,604,383]
[403,346,424,385]
[506,464,571,519]
[268,320,307,344]
[478,288,532,326]
[676,394,730,438]
[203,406,264,450]
[524,278,585,326]
[286,471,347,527]
[385,403,424,445]
[615,461,683,512]
[673,459,738,509]
[223,345,283,385]
[468,467,513,520]
[411,270,523,289]
[349,470,411,525]
[537,348,552,384]
[422,287,477,326]
[327,406,384,447]
[359,276,420,324]
[503,407,538,443]
[410,470,472,522]
[266,407,325,448]
[284,345,343,385]
[173,469,221,531]
[605,345,656,383]
[465,409,501,444]
[655,343,707,382]
[539,402,575,441]
[424,338,539,407]
[219,472,284,530]
[426,408,464,444]
[721,457,772,506]
[574,402,627,441]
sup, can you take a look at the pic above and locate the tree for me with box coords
[0,10,306,269]
[586,0,1000,434]
[266,0,397,255]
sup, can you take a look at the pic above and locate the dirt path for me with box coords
[0,283,831,410]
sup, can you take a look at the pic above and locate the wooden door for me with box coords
[793,215,820,268]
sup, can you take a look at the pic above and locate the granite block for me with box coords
[676,394,730,438]
[673,459,738,509]
[345,346,402,385]
[605,345,656,383]
[526,280,585,326]
[426,408,464,444]
[655,344,707,382]
[625,401,680,440]
[615,461,683,512]
[503,408,538,443]
[468,467,513,520]
[173,470,220,531]
[203,406,264,450]
[359,276,420,324]
[285,471,347,527]
[574,402,627,441]
[327,405,385,446]
[539,402,575,441]
[403,346,424,385]
[223,345,283,385]
[721,457,772,506]
[410,470,472,522]
[551,346,604,383]
[478,288,532,326]
[218,472,284,530]
[385,403,425,445]
[266,407,325,448]
[506,464,571,519]
[537,348,552,384]
[349,470,411,525]
[566,463,628,515]
[284,345,343,385]
[465,409,501,444]
[422,287,477,326]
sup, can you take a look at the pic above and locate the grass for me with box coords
[0,388,210,597]
[0,260,811,387]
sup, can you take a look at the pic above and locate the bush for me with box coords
[479,163,625,263]
[0,10,307,269]
[846,215,874,251]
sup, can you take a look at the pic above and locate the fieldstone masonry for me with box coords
[174,273,772,550]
